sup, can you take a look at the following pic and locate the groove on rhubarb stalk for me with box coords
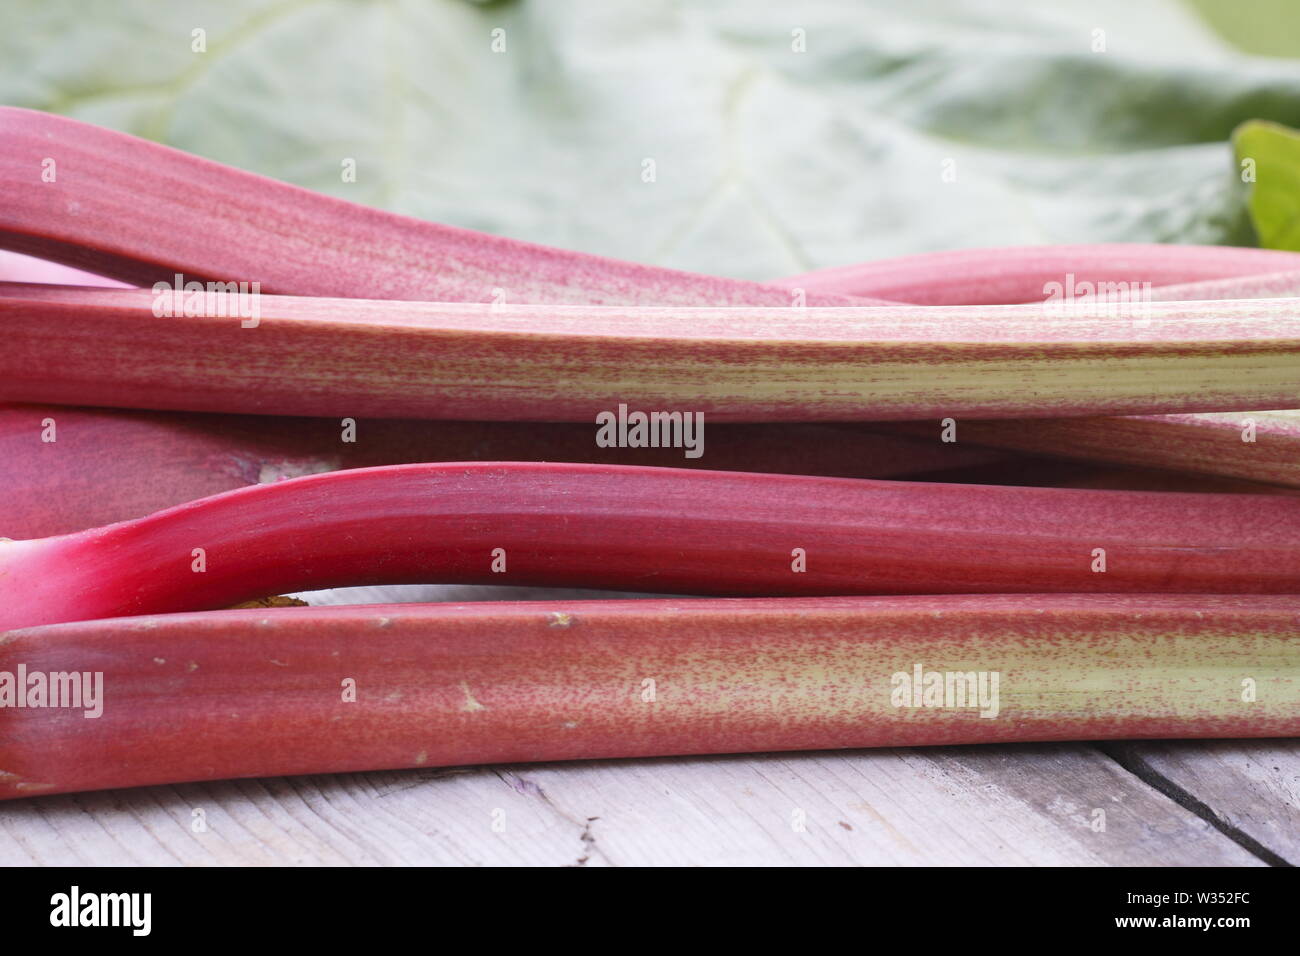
[2,595,1297,800]
[6,462,1300,632]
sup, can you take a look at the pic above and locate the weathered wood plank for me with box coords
[0,769,588,867]
[0,746,1260,866]
[505,745,1260,866]
[1116,739,1300,865]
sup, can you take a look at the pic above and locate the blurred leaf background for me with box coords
[4,0,1300,277]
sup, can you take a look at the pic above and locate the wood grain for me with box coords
[0,745,1268,866]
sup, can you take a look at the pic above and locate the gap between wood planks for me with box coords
[1098,743,1292,867]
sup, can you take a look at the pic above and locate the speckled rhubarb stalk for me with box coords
[4,283,1300,421]
[6,462,1300,632]
[780,244,1300,304]
[3,593,1297,799]
[0,107,879,307]
[0,403,1006,538]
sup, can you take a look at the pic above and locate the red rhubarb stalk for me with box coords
[0,107,878,307]
[0,403,1006,538]
[6,462,1300,631]
[4,283,1300,421]
[2,594,1296,799]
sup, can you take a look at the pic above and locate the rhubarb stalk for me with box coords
[0,107,877,307]
[3,283,1299,421]
[780,244,1300,304]
[2,594,1296,799]
[1150,270,1300,301]
[6,462,1300,632]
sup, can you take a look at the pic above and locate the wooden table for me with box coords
[3,587,1295,866]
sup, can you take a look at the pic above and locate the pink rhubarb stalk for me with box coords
[780,244,1300,305]
[0,403,1006,538]
[4,283,1300,421]
[2,594,1297,799]
[6,462,1300,632]
[1150,270,1300,302]
[0,107,878,307]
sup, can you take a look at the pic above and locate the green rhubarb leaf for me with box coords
[1234,120,1300,250]
[3,1,1300,277]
